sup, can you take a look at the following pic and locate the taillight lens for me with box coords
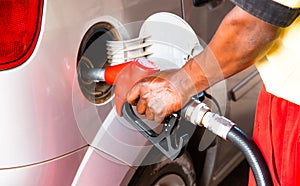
[0,0,43,70]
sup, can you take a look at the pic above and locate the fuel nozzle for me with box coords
[78,61,131,85]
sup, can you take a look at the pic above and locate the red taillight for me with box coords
[0,0,43,70]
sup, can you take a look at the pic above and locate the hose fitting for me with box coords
[183,99,235,140]
[183,99,210,126]
[201,112,235,140]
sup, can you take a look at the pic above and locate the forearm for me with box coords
[182,6,280,93]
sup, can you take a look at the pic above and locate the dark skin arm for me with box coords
[127,6,280,122]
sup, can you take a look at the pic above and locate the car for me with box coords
[0,0,262,185]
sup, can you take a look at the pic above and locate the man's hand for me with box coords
[126,6,279,123]
[127,69,196,122]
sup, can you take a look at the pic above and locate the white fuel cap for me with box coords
[139,12,204,70]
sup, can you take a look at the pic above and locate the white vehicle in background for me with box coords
[0,0,261,185]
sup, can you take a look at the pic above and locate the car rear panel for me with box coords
[0,0,182,184]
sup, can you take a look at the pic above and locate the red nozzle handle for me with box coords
[114,58,160,116]
[104,62,131,84]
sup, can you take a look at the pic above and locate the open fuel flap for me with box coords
[74,12,224,165]
[77,12,204,105]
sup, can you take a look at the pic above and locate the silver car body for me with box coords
[0,0,261,185]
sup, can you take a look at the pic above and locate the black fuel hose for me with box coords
[182,98,273,185]
[227,126,273,186]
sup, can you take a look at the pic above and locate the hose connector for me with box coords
[202,112,235,140]
[183,99,210,126]
[182,99,235,140]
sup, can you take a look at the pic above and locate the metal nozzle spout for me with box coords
[83,68,105,82]
[78,61,131,84]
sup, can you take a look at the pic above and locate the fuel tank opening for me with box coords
[77,22,121,104]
